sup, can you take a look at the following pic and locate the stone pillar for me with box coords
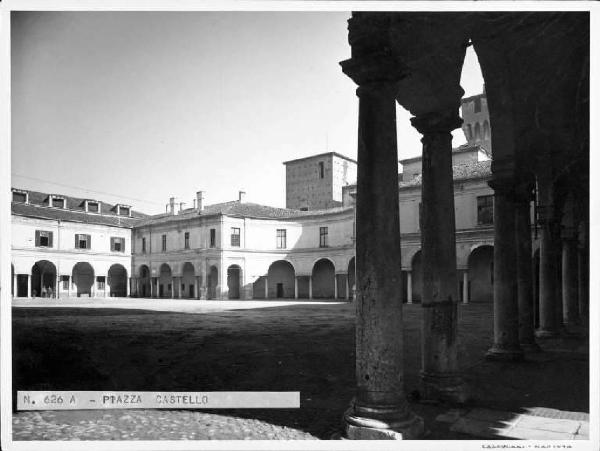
[411,110,465,401]
[13,273,17,297]
[515,186,540,352]
[66,276,70,298]
[308,276,313,300]
[264,277,269,299]
[178,277,183,299]
[126,278,131,297]
[345,275,350,301]
[406,271,413,304]
[171,277,176,299]
[536,204,559,337]
[195,276,200,300]
[486,176,523,360]
[103,277,107,298]
[577,237,588,322]
[27,275,31,298]
[561,231,580,328]
[462,271,469,304]
[340,78,422,439]
[294,277,299,299]
[334,274,339,299]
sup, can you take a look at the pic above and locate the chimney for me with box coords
[238,190,246,203]
[178,202,185,213]
[196,191,204,212]
[169,197,176,215]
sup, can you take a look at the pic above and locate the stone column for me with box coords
[561,230,580,329]
[577,231,588,322]
[536,204,559,337]
[411,110,465,401]
[66,276,71,298]
[406,271,413,304]
[171,277,176,299]
[308,276,313,300]
[334,274,339,299]
[178,277,183,299]
[515,185,540,352]
[340,79,422,439]
[264,277,269,299]
[195,276,200,300]
[345,275,350,301]
[13,273,17,297]
[294,277,299,299]
[27,275,31,298]
[486,176,523,360]
[462,271,469,304]
[103,277,107,298]
[126,278,131,297]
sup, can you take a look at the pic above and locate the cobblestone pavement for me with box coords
[12,299,589,441]
[13,410,317,440]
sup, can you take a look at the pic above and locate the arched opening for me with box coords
[483,120,490,140]
[182,262,196,299]
[207,265,218,300]
[72,262,94,297]
[467,245,494,303]
[159,263,172,298]
[347,257,356,300]
[267,260,295,299]
[139,265,151,298]
[227,265,241,299]
[410,251,422,303]
[108,264,127,297]
[32,260,58,298]
[312,258,335,299]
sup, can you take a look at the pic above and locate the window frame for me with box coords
[161,234,167,252]
[184,231,190,250]
[476,195,494,225]
[75,233,91,250]
[276,229,287,249]
[210,228,216,248]
[319,226,328,248]
[230,227,241,247]
[35,230,53,248]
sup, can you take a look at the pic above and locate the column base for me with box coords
[519,342,542,353]
[420,371,468,404]
[535,328,559,339]
[343,404,424,440]
[485,344,524,361]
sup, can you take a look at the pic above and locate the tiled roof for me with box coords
[11,188,148,228]
[136,201,353,227]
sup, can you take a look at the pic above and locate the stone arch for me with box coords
[267,260,295,299]
[207,265,218,300]
[312,258,335,299]
[182,262,196,299]
[138,265,151,297]
[32,260,58,298]
[108,264,127,297]
[72,262,94,297]
[347,257,356,300]
[410,251,422,303]
[227,264,242,299]
[158,263,172,298]
[467,245,494,302]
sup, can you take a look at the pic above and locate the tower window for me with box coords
[319,161,324,179]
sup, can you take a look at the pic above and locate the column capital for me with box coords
[340,51,407,90]
[410,110,462,135]
[487,177,517,199]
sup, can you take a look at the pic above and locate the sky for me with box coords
[11,11,484,214]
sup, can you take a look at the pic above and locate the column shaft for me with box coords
[334,275,339,299]
[265,277,268,299]
[343,82,422,439]
[27,275,31,298]
[487,181,523,360]
[308,277,312,300]
[462,271,469,304]
[407,271,413,304]
[562,238,580,327]
[294,277,299,299]
[537,221,559,337]
[412,111,464,401]
[515,197,539,350]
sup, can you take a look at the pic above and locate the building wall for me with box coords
[461,94,492,152]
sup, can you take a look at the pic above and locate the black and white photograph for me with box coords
[0,1,598,449]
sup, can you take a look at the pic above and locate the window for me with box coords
[97,276,105,290]
[117,205,130,216]
[231,227,241,247]
[162,234,167,252]
[111,237,125,252]
[52,197,65,208]
[142,237,146,253]
[477,195,494,225]
[210,228,216,247]
[276,229,287,249]
[62,276,69,290]
[35,230,53,248]
[184,232,190,249]
[75,234,91,249]
[87,201,99,213]
[319,161,324,179]
[12,191,27,203]
[319,226,328,248]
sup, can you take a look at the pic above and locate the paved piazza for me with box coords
[12,298,589,440]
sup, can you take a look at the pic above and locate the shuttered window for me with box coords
[35,230,53,248]
[75,234,91,249]
[111,237,125,252]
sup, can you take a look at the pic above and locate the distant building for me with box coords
[461,90,492,153]
[283,152,357,210]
